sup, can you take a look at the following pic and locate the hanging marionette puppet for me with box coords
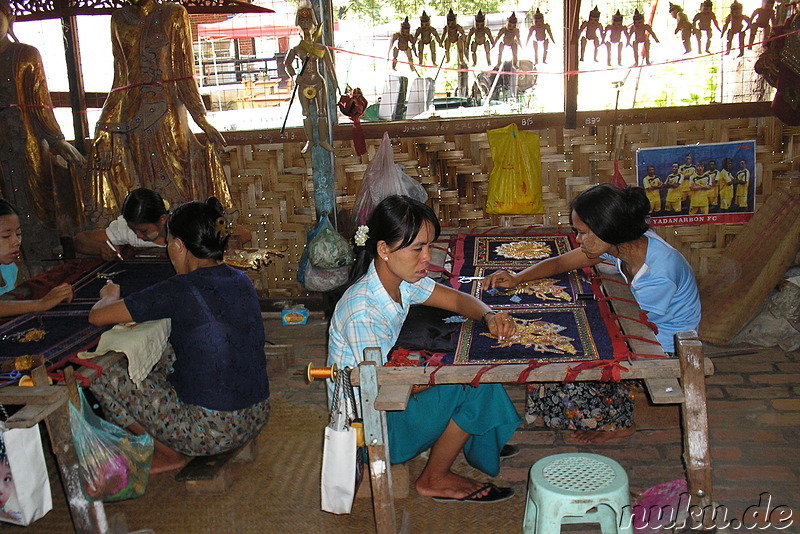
[721,0,751,56]
[414,11,441,65]
[693,0,721,53]
[578,6,604,62]
[748,0,776,49]
[630,9,660,65]
[526,8,555,64]
[441,8,467,64]
[494,11,522,69]
[389,17,418,74]
[669,3,697,54]
[604,10,630,66]
[466,10,495,66]
[284,2,338,152]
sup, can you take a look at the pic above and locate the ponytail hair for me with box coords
[121,188,169,225]
[348,195,440,287]
[167,197,229,261]
[570,183,650,245]
[0,199,18,218]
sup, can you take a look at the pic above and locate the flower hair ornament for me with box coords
[215,217,231,239]
[354,225,369,247]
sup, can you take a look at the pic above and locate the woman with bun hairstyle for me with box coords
[88,198,269,473]
[329,195,521,503]
[484,183,700,443]
[74,188,170,261]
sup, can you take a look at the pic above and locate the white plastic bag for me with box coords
[353,132,427,223]
[320,369,362,514]
[0,424,52,525]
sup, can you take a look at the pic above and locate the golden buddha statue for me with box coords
[0,0,86,264]
[89,0,232,221]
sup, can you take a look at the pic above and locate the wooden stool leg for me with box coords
[360,354,398,534]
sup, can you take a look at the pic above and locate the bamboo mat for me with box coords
[23,398,525,534]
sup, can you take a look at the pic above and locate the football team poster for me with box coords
[636,140,756,226]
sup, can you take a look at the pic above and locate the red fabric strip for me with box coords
[516,360,548,382]
[469,364,503,388]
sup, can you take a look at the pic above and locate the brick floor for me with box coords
[274,337,800,532]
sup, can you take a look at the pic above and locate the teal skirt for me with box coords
[387,383,521,476]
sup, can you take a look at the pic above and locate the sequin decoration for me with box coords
[482,317,577,354]
[494,240,551,260]
[499,278,572,302]
[2,327,47,343]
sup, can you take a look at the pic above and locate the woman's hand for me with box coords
[99,280,121,300]
[39,283,73,311]
[487,311,516,341]
[483,269,520,290]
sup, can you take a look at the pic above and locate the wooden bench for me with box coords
[174,438,259,495]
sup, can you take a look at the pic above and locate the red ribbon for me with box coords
[564,358,629,383]
[337,88,368,156]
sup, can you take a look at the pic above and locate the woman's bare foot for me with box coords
[571,424,636,444]
[415,471,491,500]
[149,448,188,475]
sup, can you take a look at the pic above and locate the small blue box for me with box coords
[281,308,309,326]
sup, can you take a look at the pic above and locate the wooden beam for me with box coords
[564,0,581,129]
[221,101,774,145]
[61,16,89,154]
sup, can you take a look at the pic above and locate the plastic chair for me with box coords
[522,453,633,534]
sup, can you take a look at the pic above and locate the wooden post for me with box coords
[361,348,398,534]
[563,0,581,129]
[676,331,714,525]
[60,16,89,154]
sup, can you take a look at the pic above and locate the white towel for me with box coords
[78,319,171,387]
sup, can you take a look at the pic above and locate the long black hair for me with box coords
[571,183,650,245]
[167,197,229,261]
[0,199,18,218]
[121,188,169,225]
[348,195,440,286]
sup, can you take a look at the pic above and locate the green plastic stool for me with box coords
[522,453,633,534]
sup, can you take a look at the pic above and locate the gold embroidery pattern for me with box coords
[2,327,47,343]
[494,241,552,260]
[499,278,572,302]
[481,317,577,355]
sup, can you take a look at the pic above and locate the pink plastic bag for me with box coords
[352,132,427,223]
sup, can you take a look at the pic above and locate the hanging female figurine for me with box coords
[748,0,776,49]
[389,17,418,75]
[466,10,495,66]
[494,12,522,69]
[526,8,555,65]
[693,0,721,53]
[414,11,441,65]
[630,9,660,65]
[669,3,697,54]
[441,9,466,64]
[604,10,630,66]
[578,6,604,62]
[721,0,751,57]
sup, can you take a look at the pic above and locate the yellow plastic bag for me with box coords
[485,124,544,215]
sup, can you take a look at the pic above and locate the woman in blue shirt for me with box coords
[484,184,700,443]
[329,195,521,503]
[89,198,269,473]
[0,199,73,315]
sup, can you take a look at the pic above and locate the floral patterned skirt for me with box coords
[525,381,636,431]
[89,345,270,456]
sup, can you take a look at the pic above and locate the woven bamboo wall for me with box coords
[225,117,800,296]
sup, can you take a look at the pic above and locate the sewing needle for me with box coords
[105,239,124,261]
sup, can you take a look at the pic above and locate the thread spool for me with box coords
[306,362,338,383]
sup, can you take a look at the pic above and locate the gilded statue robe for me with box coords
[0,42,83,264]
[89,2,231,223]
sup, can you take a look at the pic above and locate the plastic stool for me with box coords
[522,453,633,534]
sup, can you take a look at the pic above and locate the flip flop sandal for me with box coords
[432,483,515,503]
